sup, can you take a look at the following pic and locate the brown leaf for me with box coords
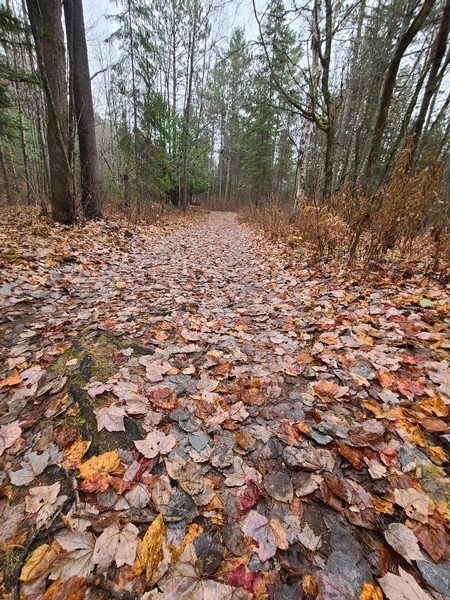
[411,517,449,562]
[149,386,178,410]
[62,438,91,470]
[42,576,87,600]
[312,379,340,402]
[378,567,432,600]
[384,523,423,563]
[397,374,425,400]
[133,514,167,582]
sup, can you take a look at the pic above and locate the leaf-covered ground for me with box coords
[1,210,450,600]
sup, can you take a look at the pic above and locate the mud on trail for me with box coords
[1,210,450,600]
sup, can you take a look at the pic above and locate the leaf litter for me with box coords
[0,211,450,599]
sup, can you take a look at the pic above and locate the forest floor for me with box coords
[1,209,450,600]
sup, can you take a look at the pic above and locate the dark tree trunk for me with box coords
[70,0,102,219]
[410,0,450,161]
[25,0,75,224]
[361,0,436,193]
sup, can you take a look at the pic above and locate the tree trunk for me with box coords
[361,0,436,192]
[26,0,75,224]
[409,0,450,161]
[70,0,102,219]
[0,143,14,205]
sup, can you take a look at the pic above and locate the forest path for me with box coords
[1,210,450,599]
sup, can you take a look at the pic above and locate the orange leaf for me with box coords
[377,371,396,388]
[150,387,178,410]
[62,438,91,470]
[0,369,22,388]
[77,450,123,492]
[42,576,87,600]
[312,380,340,402]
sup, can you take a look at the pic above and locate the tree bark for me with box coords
[409,0,450,161]
[361,0,436,192]
[70,0,102,219]
[25,0,75,224]
[0,143,14,205]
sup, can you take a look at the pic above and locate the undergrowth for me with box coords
[241,148,450,279]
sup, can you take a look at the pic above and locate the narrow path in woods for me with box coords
[1,211,450,600]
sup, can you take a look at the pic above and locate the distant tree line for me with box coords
[0,0,449,221]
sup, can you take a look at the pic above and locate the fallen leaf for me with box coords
[241,510,288,561]
[77,450,122,493]
[0,421,22,456]
[393,488,433,523]
[378,567,432,600]
[133,513,167,582]
[94,405,126,432]
[42,576,87,600]
[20,541,64,583]
[51,530,95,580]
[312,379,340,402]
[62,439,91,470]
[92,522,139,572]
[135,430,176,459]
[0,369,22,388]
[384,522,423,563]
[10,450,50,486]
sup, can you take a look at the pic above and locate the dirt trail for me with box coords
[1,211,450,600]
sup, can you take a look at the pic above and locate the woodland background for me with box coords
[0,0,450,262]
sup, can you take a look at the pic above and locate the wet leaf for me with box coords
[92,522,139,571]
[379,567,432,600]
[384,523,423,563]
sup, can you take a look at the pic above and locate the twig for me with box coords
[86,574,139,600]
[13,495,74,600]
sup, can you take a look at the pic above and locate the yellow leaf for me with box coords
[427,446,448,465]
[62,438,91,470]
[20,541,63,583]
[172,523,203,560]
[358,583,383,600]
[78,450,121,480]
[133,513,166,582]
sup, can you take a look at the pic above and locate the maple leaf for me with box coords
[158,543,250,600]
[51,530,96,581]
[25,482,68,528]
[10,449,50,486]
[241,510,288,561]
[378,567,432,600]
[94,404,126,432]
[229,564,263,594]
[224,457,262,487]
[62,438,91,470]
[238,479,260,511]
[92,522,139,572]
[312,379,340,402]
[0,369,22,387]
[135,430,177,458]
[20,541,64,584]
[86,382,112,399]
[77,450,123,493]
[149,386,178,409]
[0,421,22,456]
[393,488,433,524]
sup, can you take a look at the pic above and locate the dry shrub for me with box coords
[242,147,449,277]
[349,147,446,262]
[294,204,351,256]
